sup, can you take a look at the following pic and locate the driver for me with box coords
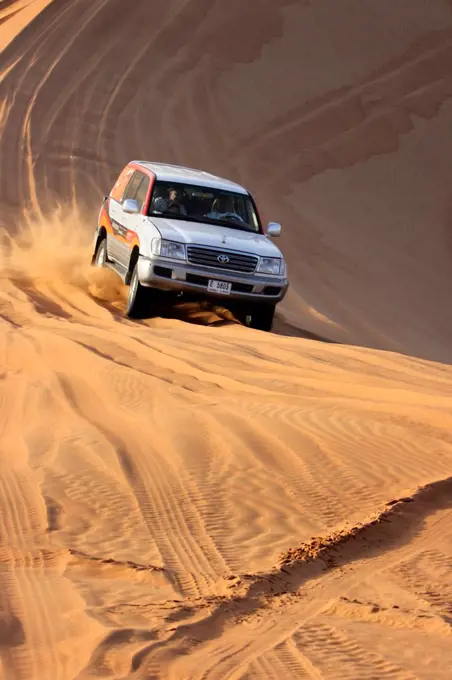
[153,186,187,215]
[207,196,243,221]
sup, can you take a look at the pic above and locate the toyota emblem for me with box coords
[217,254,230,264]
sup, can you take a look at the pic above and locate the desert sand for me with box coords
[1,1,452,679]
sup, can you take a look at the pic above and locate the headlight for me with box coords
[151,238,186,260]
[257,257,282,275]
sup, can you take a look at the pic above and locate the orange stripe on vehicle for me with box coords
[99,205,113,234]
[99,192,140,249]
[126,230,140,248]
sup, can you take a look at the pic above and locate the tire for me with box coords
[126,261,152,319]
[246,303,276,332]
[93,237,107,267]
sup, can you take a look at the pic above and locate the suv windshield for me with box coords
[148,180,261,233]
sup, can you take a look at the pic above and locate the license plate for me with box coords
[207,279,232,295]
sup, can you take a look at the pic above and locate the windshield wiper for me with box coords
[150,213,256,232]
[190,216,256,233]
[149,211,188,221]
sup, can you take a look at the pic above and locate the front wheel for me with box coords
[93,237,107,267]
[240,303,276,332]
[126,262,153,319]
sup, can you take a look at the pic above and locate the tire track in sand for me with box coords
[56,373,230,599]
[0,466,102,680]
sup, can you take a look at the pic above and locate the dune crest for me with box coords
[0,0,54,52]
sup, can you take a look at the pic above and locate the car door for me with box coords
[108,171,143,266]
[124,172,151,257]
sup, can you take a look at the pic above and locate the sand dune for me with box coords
[0,0,53,52]
[1,2,452,679]
[1,0,452,359]
[1,213,451,679]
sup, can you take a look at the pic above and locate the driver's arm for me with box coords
[153,197,167,212]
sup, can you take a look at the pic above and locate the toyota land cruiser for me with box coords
[92,161,289,331]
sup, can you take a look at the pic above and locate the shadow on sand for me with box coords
[128,296,338,344]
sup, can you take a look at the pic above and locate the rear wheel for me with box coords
[126,261,153,319]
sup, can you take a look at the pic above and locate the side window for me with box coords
[110,166,134,201]
[134,175,150,211]
[122,172,143,202]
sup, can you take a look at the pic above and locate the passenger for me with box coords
[153,186,187,216]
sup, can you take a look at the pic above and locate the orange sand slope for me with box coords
[0,1,53,52]
[1,0,452,360]
[1,1,452,679]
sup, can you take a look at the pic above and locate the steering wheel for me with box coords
[167,203,181,214]
[218,212,244,222]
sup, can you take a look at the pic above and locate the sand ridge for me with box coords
[0,1,54,52]
[1,1,452,678]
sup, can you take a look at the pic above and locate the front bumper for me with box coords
[137,256,289,303]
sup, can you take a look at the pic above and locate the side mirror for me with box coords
[266,222,281,237]
[123,198,140,214]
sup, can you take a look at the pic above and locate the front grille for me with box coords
[187,246,258,273]
[186,273,254,293]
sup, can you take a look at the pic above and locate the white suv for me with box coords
[92,161,289,331]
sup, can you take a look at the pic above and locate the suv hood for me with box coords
[149,217,283,257]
